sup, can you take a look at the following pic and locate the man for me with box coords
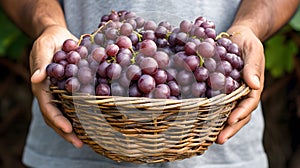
[0,0,299,167]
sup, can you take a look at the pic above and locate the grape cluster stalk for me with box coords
[46,10,244,99]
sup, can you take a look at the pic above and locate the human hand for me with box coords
[216,25,265,144]
[30,25,84,148]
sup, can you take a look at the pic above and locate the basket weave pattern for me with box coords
[50,84,250,163]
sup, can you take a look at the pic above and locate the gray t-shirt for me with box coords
[22,1,268,167]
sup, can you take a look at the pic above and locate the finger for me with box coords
[30,38,55,84]
[227,89,261,125]
[242,39,265,90]
[216,114,251,144]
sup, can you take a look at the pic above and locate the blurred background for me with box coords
[0,7,299,168]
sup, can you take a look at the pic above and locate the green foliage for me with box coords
[0,8,31,59]
[264,7,300,78]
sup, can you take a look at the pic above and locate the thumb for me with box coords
[242,44,265,90]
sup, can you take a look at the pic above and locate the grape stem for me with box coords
[215,32,231,40]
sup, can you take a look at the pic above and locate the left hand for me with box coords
[216,25,265,144]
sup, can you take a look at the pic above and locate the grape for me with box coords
[194,66,209,82]
[205,28,216,39]
[197,42,215,58]
[65,64,78,78]
[207,72,226,90]
[96,83,111,96]
[144,20,157,31]
[156,38,168,48]
[203,57,217,72]
[176,70,194,86]
[183,55,200,71]
[52,63,65,79]
[155,26,168,38]
[224,76,238,94]
[191,82,206,97]
[139,57,158,75]
[201,20,215,29]
[80,84,95,95]
[111,82,126,96]
[91,47,107,63]
[116,52,132,67]
[107,63,122,80]
[184,42,197,56]
[106,43,119,57]
[138,74,156,94]
[135,16,145,29]
[167,80,180,96]
[77,59,89,68]
[105,28,118,40]
[78,66,94,85]
[193,27,206,39]
[66,51,81,64]
[216,60,233,76]
[128,33,139,46]
[230,69,241,81]
[180,20,192,33]
[215,45,227,60]
[118,71,131,88]
[125,18,137,29]
[154,84,170,99]
[94,33,105,45]
[217,37,232,49]
[153,69,167,84]
[116,35,132,49]
[142,30,156,41]
[53,50,67,63]
[62,39,77,52]
[126,64,142,81]
[129,83,142,97]
[175,32,188,46]
[120,22,133,36]
[97,61,110,78]
[58,60,68,68]
[228,43,240,55]
[173,51,187,68]
[166,68,178,82]
[65,77,80,93]
[153,51,169,69]
[46,63,56,77]
[139,39,157,57]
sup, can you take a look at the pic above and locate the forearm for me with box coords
[0,0,66,39]
[231,0,299,41]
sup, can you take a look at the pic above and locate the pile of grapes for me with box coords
[46,10,244,99]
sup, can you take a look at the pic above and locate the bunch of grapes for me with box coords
[46,10,244,99]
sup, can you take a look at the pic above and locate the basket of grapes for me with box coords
[47,10,250,163]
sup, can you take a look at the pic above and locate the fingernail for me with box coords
[253,75,260,88]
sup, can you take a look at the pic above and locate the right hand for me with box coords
[30,25,84,148]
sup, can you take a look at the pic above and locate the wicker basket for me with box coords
[50,83,250,163]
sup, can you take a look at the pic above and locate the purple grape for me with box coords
[94,33,105,45]
[139,39,157,57]
[139,57,158,75]
[153,69,168,84]
[176,70,195,86]
[216,60,233,76]
[65,64,78,78]
[167,80,180,96]
[153,51,169,69]
[97,61,110,78]
[111,82,126,96]
[207,72,226,90]
[203,57,217,72]
[194,66,209,82]
[66,51,81,64]
[191,82,206,97]
[62,39,77,52]
[142,30,156,41]
[107,63,122,80]
[137,74,156,94]
[80,84,95,95]
[230,69,241,81]
[175,32,188,46]
[96,83,111,96]
[52,63,65,79]
[184,42,197,56]
[180,20,193,33]
[126,64,142,81]
[183,55,200,71]
[106,43,119,57]
[65,77,81,93]
[197,42,215,58]
[129,83,142,97]
[120,22,133,36]
[78,66,94,85]
[53,50,67,63]
[91,47,107,63]
[155,26,168,38]
[116,35,132,49]
[116,52,132,67]
[144,20,157,31]
[154,84,171,99]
